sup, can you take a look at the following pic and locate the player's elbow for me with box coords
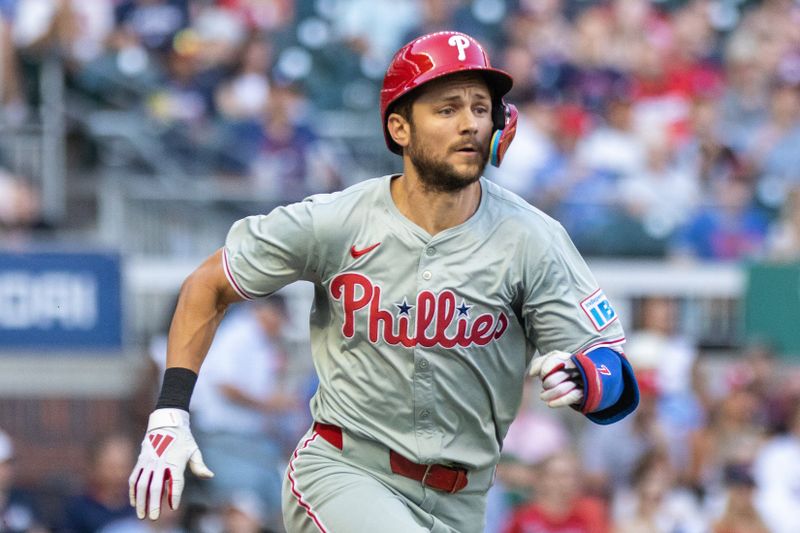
[181,249,243,312]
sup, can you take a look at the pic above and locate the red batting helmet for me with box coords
[380,31,518,167]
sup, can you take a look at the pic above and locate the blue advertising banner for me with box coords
[0,251,122,349]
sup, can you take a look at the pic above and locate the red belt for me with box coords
[313,422,469,494]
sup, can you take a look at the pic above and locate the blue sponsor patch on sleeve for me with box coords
[580,289,617,331]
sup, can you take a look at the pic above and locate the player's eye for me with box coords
[438,107,455,116]
[473,106,489,115]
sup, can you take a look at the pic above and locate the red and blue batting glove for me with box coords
[530,347,632,422]
[128,408,214,520]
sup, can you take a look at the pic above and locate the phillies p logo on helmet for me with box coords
[447,35,470,60]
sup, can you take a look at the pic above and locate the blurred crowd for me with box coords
[0,0,798,259]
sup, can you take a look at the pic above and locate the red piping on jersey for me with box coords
[222,248,254,300]
[287,432,329,533]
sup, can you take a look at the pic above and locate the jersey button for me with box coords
[426,247,436,256]
[419,409,430,419]
[417,359,429,370]
[422,270,432,280]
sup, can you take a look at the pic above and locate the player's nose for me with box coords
[457,109,479,135]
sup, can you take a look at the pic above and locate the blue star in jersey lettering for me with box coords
[395,299,414,316]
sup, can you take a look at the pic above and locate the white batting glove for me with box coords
[128,408,214,520]
[529,350,584,408]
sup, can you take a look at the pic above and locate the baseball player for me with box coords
[128,31,639,532]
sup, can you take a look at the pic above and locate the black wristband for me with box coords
[155,367,198,411]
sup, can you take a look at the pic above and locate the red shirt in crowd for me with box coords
[503,497,610,533]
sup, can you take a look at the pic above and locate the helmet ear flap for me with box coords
[489,102,518,167]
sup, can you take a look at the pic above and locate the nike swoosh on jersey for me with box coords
[598,364,612,376]
[350,242,381,258]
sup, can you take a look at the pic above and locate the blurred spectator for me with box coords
[573,95,644,183]
[556,94,646,251]
[612,450,707,533]
[766,185,800,261]
[147,45,215,127]
[189,3,248,69]
[580,372,668,498]
[217,0,294,34]
[146,38,221,171]
[717,28,770,154]
[220,491,268,533]
[670,178,769,261]
[502,450,610,533]
[248,82,342,199]
[687,386,766,503]
[743,79,800,209]
[0,168,45,237]
[498,44,538,103]
[712,464,769,533]
[333,0,418,65]
[72,22,162,107]
[753,402,800,533]
[400,0,459,46]
[114,0,189,54]
[619,135,700,240]
[727,343,786,434]
[163,296,299,530]
[503,2,571,100]
[489,456,536,532]
[565,6,631,113]
[0,428,48,533]
[12,0,115,66]
[626,28,720,151]
[625,297,704,474]
[0,11,25,124]
[61,433,137,533]
[674,97,746,203]
[215,34,272,121]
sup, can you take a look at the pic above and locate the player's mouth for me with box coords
[454,143,478,153]
[453,143,482,157]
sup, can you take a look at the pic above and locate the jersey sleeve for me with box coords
[223,200,320,299]
[521,222,625,355]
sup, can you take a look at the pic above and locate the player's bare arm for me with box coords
[128,248,243,521]
[166,248,244,372]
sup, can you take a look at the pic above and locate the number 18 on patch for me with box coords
[581,289,617,331]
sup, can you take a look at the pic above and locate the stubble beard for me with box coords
[407,128,488,193]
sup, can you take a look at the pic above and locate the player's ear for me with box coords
[387,113,411,150]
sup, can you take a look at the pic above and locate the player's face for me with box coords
[407,74,493,192]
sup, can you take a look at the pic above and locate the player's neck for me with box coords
[390,173,481,236]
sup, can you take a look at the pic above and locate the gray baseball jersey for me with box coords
[222,174,625,471]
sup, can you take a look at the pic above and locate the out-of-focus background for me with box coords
[0,0,799,531]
